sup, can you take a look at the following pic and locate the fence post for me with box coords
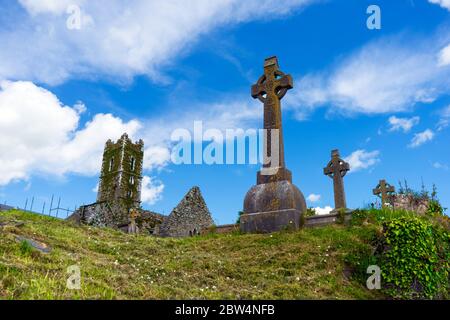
[56,197,61,218]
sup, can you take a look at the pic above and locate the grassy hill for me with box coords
[0,209,448,300]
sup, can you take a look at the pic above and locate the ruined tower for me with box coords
[97,133,144,208]
[68,133,145,229]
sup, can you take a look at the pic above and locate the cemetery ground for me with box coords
[0,209,448,300]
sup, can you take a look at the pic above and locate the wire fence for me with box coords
[1,195,82,219]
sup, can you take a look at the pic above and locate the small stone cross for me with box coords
[373,180,395,208]
[324,149,350,210]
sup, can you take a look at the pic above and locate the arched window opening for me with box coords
[109,158,114,172]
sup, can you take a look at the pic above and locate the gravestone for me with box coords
[323,149,350,211]
[373,179,395,208]
[127,208,140,234]
[15,236,51,254]
[241,56,306,233]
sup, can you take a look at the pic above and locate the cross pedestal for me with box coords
[240,57,307,233]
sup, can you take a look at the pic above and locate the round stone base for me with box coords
[242,180,307,233]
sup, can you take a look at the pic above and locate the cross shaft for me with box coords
[251,56,293,182]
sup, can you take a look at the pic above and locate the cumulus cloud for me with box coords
[388,116,420,133]
[307,194,321,203]
[18,0,84,15]
[0,80,140,185]
[141,176,164,205]
[1,0,317,85]
[438,44,450,66]
[285,34,450,118]
[314,206,333,215]
[344,150,380,173]
[409,129,435,148]
[143,146,171,171]
[429,0,450,11]
[433,162,449,170]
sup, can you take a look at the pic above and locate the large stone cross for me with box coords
[251,56,293,184]
[324,149,350,210]
[373,180,395,208]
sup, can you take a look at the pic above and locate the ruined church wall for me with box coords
[159,187,214,238]
[391,194,429,214]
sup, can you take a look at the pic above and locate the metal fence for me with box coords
[1,195,82,219]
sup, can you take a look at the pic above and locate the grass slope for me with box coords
[0,210,388,299]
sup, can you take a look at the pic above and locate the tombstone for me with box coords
[15,236,51,254]
[373,179,395,208]
[323,149,350,211]
[127,207,140,234]
[241,56,307,233]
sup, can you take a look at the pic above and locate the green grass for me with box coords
[0,209,389,300]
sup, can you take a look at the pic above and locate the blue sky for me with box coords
[0,0,449,224]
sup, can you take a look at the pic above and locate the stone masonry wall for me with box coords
[391,194,429,215]
[158,187,214,237]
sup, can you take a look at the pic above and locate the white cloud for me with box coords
[433,162,449,170]
[73,101,87,114]
[143,146,171,171]
[141,176,164,205]
[285,35,450,118]
[344,150,380,173]
[388,116,420,133]
[314,206,333,215]
[307,194,321,203]
[429,0,450,11]
[438,44,450,66]
[18,0,84,15]
[409,129,435,148]
[2,0,316,85]
[92,183,99,193]
[0,80,140,185]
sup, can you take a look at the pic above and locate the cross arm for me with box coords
[275,73,293,99]
[323,161,334,176]
[251,75,266,101]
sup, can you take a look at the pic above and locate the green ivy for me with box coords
[426,200,445,217]
[378,217,450,299]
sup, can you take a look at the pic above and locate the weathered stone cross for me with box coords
[251,56,293,184]
[323,149,350,210]
[373,179,395,208]
[242,56,306,234]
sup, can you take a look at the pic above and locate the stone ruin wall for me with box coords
[69,200,131,228]
[390,194,430,215]
[158,187,214,238]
